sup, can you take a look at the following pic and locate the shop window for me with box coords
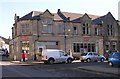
[21,41,29,53]
[73,43,96,53]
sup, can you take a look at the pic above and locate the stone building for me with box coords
[9,9,120,61]
[0,36,10,51]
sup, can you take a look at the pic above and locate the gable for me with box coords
[105,12,116,24]
[81,13,91,21]
[40,9,54,19]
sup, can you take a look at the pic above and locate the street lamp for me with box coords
[64,21,71,53]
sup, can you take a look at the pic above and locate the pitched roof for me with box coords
[19,11,42,20]
[0,36,10,44]
[18,9,99,22]
[92,12,116,25]
[92,15,106,25]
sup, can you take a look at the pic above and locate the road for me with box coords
[0,57,119,79]
[1,61,119,77]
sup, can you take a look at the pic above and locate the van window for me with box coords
[60,51,64,56]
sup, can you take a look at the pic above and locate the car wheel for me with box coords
[86,58,91,62]
[67,58,72,63]
[100,58,104,62]
[48,59,54,64]
[108,62,113,67]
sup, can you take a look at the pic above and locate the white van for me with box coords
[41,49,73,64]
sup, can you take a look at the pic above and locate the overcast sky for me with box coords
[0,0,119,38]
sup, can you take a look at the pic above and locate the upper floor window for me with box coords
[95,28,99,35]
[42,19,53,25]
[42,24,52,33]
[42,19,53,34]
[107,25,113,36]
[21,24,30,34]
[73,26,78,35]
[82,27,90,35]
[57,25,64,34]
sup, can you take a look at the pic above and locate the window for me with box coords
[91,44,95,52]
[57,25,64,34]
[93,53,98,56]
[48,25,52,33]
[42,19,53,33]
[73,43,77,52]
[73,43,96,53]
[60,51,64,56]
[83,27,85,34]
[88,53,92,55]
[21,24,30,34]
[112,42,117,51]
[77,43,80,52]
[21,41,29,53]
[82,27,90,35]
[113,53,120,58]
[106,45,109,50]
[95,28,99,35]
[42,25,52,33]
[107,25,113,36]
[88,44,91,52]
[73,26,77,35]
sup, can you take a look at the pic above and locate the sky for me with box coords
[0,0,120,39]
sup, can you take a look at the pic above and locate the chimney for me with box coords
[58,9,60,12]
[68,17,70,20]
[17,16,19,20]
[14,13,17,21]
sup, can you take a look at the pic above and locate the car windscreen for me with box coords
[81,53,87,56]
[113,53,120,58]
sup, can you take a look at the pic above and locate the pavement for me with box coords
[10,60,120,76]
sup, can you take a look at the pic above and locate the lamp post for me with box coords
[64,20,71,53]
[64,21,67,53]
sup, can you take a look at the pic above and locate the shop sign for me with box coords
[21,36,29,40]
[83,37,89,42]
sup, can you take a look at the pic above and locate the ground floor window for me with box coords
[73,43,96,53]
[21,41,29,53]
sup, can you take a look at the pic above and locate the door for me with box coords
[59,51,67,62]
[93,53,100,61]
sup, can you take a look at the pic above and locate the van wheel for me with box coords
[86,58,91,62]
[67,58,72,63]
[48,59,54,64]
[100,58,104,62]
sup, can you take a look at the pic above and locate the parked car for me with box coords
[108,52,120,67]
[80,52,106,62]
[41,49,74,64]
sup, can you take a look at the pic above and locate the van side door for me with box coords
[59,51,67,62]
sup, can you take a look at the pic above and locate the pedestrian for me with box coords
[22,50,26,62]
[5,48,9,57]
